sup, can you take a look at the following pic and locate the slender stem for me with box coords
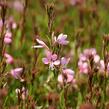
[20,0,28,43]
[103,40,106,103]
[64,85,67,109]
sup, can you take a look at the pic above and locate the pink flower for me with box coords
[16,87,28,100]
[4,31,12,44]
[70,0,77,5]
[4,37,12,44]
[13,0,24,12]
[83,48,96,58]
[99,60,105,73]
[21,87,28,100]
[10,68,23,79]
[58,68,74,84]
[42,50,60,70]
[58,57,75,84]
[6,17,17,29]
[70,0,85,6]
[58,74,63,84]
[60,57,70,68]
[107,63,109,73]
[99,60,109,74]
[78,61,89,74]
[61,57,70,65]
[54,33,69,45]
[63,69,74,83]
[78,48,100,74]
[4,53,14,64]
[94,55,100,63]
[79,54,87,61]
[0,20,3,31]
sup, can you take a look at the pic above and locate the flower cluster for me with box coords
[42,50,60,70]
[78,48,100,74]
[78,48,109,75]
[0,17,24,80]
[33,33,75,85]
[58,57,75,84]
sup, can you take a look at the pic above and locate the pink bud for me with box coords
[5,31,12,38]
[10,68,23,79]
[4,37,12,44]
[4,53,14,64]
[36,39,49,50]
[63,68,74,83]
[58,74,63,84]
[99,60,105,73]
[94,55,100,63]
[4,31,12,44]
[107,63,109,73]
[78,61,88,74]
[13,0,24,12]
[12,23,17,29]
[21,87,28,100]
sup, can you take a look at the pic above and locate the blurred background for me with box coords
[0,0,109,108]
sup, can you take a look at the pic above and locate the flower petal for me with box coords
[57,33,67,40]
[94,55,100,63]
[32,45,43,48]
[63,69,74,75]
[52,54,57,61]
[10,68,23,79]
[58,74,63,83]
[42,58,49,64]
[53,60,60,65]
[5,31,12,38]
[36,39,49,50]
[61,57,70,66]
[4,37,12,44]
[4,53,14,64]
[45,50,52,59]
[67,74,74,83]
